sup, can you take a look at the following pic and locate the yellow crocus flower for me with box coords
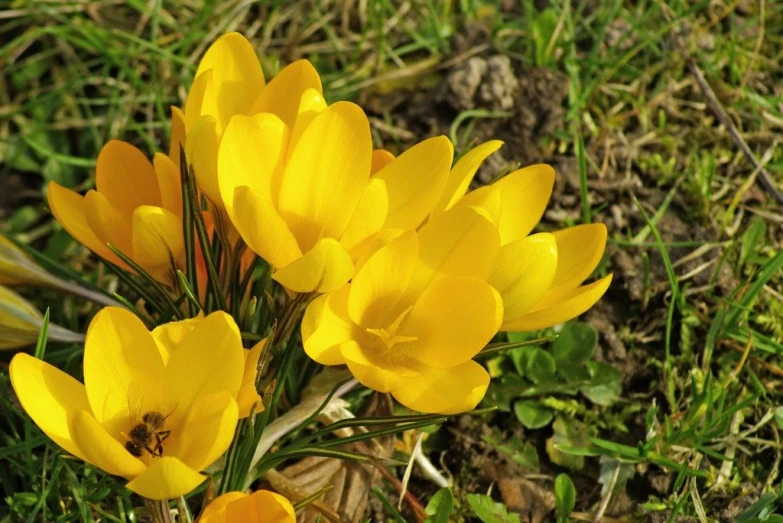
[217,95,379,294]
[184,32,322,214]
[302,207,503,414]
[373,141,612,331]
[199,490,295,523]
[10,308,246,500]
[47,119,186,286]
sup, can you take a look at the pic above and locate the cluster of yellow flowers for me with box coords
[6,32,610,517]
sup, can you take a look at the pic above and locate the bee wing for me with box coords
[126,388,144,424]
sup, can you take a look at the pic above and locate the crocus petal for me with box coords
[399,275,502,368]
[250,59,322,128]
[154,153,183,216]
[433,140,503,216]
[166,312,244,430]
[349,228,406,272]
[405,206,499,300]
[95,140,161,218]
[302,285,354,365]
[340,340,419,393]
[83,307,166,438]
[201,492,250,523]
[168,392,238,472]
[218,113,289,216]
[125,456,205,500]
[375,136,453,230]
[237,341,265,418]
[251,490,296,523]
[194,32,265,132]
[232,186,302,269]
[83,190,132,257]
[370,149,395,175]
[347,231,417,328]
[9,353,90,462]
[187,116,221,207]
[131,206,183,284]
[273,238,355,294]
[185,70,216,130]
[392,360,489,414]
[494,164,555,245]
[151,315,202,365]
[550,223,607,290]
[47,182,117,262]
[69,410,146,478]
[287,88,327,155]
[168,106,187,166]
[277,102,372,251]
[489,233,558,323]
[340,178,389,252]
[503,274,613,332]
[454,185,502,225]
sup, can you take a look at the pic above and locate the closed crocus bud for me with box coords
[10,308,246,499]
[0,284,83,349]
[0,235,62,287]
[199,490,295,523]
[0,235,123,308]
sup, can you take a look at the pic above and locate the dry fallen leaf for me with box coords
[497,477,555,523]
[270,393,395,522]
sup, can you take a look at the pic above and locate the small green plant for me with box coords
[486,321,623,430]
[467,494,521,523]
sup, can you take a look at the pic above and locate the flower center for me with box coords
[365,306,417,350]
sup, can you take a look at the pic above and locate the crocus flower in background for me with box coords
[47,123,186,286]
[10,308,247,499]
[370,141,612,331]
[199,490,295,523]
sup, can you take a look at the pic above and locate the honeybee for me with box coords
[124,410,172,458]
[123,392,177,458]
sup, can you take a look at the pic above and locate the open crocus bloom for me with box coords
[184,32,322,216]
[200,490,295,523]
[375,141,612,331]
[10,308,246,499]
[48,123,186,286]
[302,207,503,414]
[218,96,380,294]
